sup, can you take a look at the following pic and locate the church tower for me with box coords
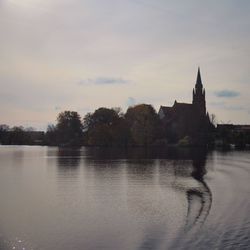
[192,67,206,115]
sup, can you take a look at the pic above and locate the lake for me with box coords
[0,146,249,250]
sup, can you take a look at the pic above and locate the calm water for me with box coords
[0,146,249,250]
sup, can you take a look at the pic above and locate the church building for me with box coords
[158,68,212,144]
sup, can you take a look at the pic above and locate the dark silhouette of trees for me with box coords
[83,107,129,146]
[125,104,164,146]
[84,108,119,130]
[4,105,250,148]
[215,124,250,149]
[83,105,165,147]
[0,125,44,145]
[45,124,58,146]
[0,124,10,132]
[45,111,83,146]
[11,126,26,144]
[55,111,83,147]
[0,124,10,144]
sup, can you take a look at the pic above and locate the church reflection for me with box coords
[186,149,212,229]
[155,147,212,229]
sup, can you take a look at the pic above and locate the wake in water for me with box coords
[185,158,212,230]
[169,150,250,250]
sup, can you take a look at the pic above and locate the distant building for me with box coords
[158,68,212,144]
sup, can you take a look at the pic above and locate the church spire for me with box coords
[193,67,206,115]
[196,67,203,87]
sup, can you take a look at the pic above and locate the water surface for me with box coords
[0,146,249,250]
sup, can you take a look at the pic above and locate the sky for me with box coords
[1,0,250,130]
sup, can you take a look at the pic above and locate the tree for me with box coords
[0,124,10,132]
[83,112,92,131]
[45,124,58,146]
[84,108,120,130]
[56,111,83,146]
[125,104,163,146]
[0,124,10,144]
[10,126,27,144]
[83,107,129,146]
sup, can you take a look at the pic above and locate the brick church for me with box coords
[158,68,212,144]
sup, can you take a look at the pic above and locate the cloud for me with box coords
[78,77,129,85]
[214,90,240,98]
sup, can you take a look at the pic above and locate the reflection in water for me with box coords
[84,146,206,160]
[186,149,212,229]
[84,147,212,232]
[56,148,81,169]
[7,146,212,250]
[4,146,250,250]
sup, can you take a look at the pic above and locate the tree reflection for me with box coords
[56,148,81,169]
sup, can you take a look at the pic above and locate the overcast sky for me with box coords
[1,0,250,129]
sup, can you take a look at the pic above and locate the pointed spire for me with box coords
[196,67,203,87]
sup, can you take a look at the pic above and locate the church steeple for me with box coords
[196,67,203,88]
[192,67,206,115]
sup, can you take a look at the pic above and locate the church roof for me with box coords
[160,102,194,117]
[173,102,194,115]
[159,106,172,115]
[174,102,192,107]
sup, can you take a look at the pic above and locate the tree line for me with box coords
[0,125,44,145]
[215,125,250,149]
[2,104,249,148]
[45,104,165,147]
